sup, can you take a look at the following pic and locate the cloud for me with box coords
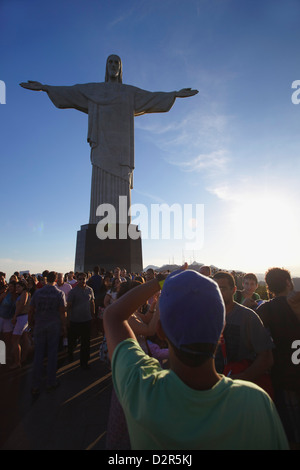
[107,12,134,28]
[136,107,232,178]
[0,258,15,266]
[168,149,229,174]
[137,104,231,140]
[207,184,235,201]
[106,0,155,28]
[207,175,300,207]
[133,188,167,204]
[135,120,177,136]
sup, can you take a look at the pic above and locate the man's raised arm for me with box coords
[103,277,163,361]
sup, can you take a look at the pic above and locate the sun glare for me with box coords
[228,191,299,273]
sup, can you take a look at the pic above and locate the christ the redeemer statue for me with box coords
[20,55,198,224]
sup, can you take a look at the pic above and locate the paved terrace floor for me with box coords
[0,333,112,450]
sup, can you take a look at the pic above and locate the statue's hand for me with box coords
[19,81,45,91]
[176,88,199,98]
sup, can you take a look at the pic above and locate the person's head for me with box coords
[105,55,122,83]
[158,270,225,367]
[212,271,236,305]
[121,268,127,278]
[15,280,28,294]
[47,271,57,284]
[68,271,75,280]
[199,266,211,277]
[117,280,142,299]
[111,277,121,292]
[57,273,64,285]
[77,272,87,288]
[103,273,113,289]
[8,280,16,294]
[27,276,36,288]
[0,272,6,286]
[145,268,155,282]
[93,266,100,275]
[265,268,293,296]
[114,267,121,279]
[242,273,258,295]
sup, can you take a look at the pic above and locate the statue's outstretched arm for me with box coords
[175,88,198,98]
[19,81,49,92]
[20,81,88,113]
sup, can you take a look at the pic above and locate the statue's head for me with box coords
[105,55,122,83]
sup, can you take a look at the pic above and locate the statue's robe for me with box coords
[46,82,176,223]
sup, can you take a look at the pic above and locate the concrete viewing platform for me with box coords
[0,335,113,450]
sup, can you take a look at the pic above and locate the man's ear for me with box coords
[156,319,167,341]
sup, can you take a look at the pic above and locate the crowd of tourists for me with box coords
[0,263,299,450]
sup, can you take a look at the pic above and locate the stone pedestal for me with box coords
[74,223,143,274]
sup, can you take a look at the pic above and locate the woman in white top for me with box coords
[104,278,121,307]
[11,281,31,369]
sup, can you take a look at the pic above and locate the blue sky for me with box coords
[1,0,300,278]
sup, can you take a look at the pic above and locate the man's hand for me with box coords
[163,262,188,278]
[176,88,198,98]
[19,81,46,91]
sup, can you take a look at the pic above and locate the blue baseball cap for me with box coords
[159,269,225,352]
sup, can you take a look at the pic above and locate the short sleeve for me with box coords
[112,339,162,406]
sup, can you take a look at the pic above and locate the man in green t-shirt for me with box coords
[104,264,289,450]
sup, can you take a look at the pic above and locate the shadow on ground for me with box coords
[0,334,112,450]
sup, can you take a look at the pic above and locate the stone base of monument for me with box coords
[74,223,143,274]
